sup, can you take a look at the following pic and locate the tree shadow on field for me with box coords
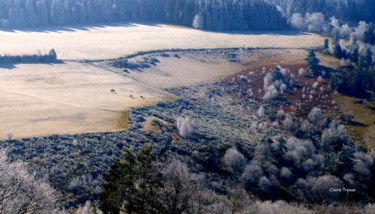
[0,61,65,70]
[0,21,162,33]
[0,21,310,36]
[0,64,16,69]
[212,30,310,36]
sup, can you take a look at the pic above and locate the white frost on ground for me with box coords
[0,62,173,139]
[0,23,324,60]
[126,53,246,88]
[0,23,325,138]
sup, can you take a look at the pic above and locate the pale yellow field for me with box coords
[0,62,173,139]
[0,23,325,139]
[0,23,325,60]
[126,53,246,88]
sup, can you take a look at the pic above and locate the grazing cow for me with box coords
[110,89,117,94]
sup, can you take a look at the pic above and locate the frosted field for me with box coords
[125,52,246,88]
[0,62,173,139]
[0,23,325,60]
[0,23,325,139]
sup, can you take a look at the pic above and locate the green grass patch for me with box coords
[334,94,375,149]
[117,111,129,130]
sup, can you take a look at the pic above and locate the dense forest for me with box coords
[0,0,289,30]
[265,0,375,23]
[2,0,375,31]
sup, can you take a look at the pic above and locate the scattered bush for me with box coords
[176,116,195,138]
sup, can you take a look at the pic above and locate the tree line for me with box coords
[266,0,375,23]
[2,0,374,31]
[0,49,58,64]
[0,0,287,31]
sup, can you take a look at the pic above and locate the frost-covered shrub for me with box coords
[364,204,375,214]
[254,200,313,214]
[264,73,273,89]
[298,68,307,76]
[257,105,265,117]
[0,149,62,214]
[312,81,319,89]
[176,116,195,138]
[340,23,352,39]
[276,109,285,119]
[76,201,101,214]
[223,148,246,173]
[350,21,368,42]
[250,122,258,132]
[248,88,254,97]
[283,114,295,131]
[280,167,293,181]
[311,175,343,202]
[317,76,324,82]
[291,13,305,30]
[306,13,327,33]
[259,176,272,192]
[321,121,349,151]
[300,120,313,133]
[263,85,279,100]
[262,85,279,100]
[280,83,287,92]
[352,152,372,178]
[308,107,324,128]
[285,137,315,168]
[291,13,327,33]
[242,161,264,185]
[340,58,352,67]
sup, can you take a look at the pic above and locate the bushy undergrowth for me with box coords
[0,75,373,210]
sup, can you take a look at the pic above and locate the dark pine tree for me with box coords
[273,66,285,81]
[99,145,164,214]
[364,24,375,45]
[48,49,57,61]
[334,43,343,59]
[324,39,329,50]
[348,68,367,97]
[99,149,138,214]
[364,48,373,68]
[351,46,359,64]
[306,49,320,77]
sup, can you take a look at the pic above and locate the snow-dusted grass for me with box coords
[0,23,325,60]
[125,52,246,88]
[0,62,173,139]
[0,23,326,138]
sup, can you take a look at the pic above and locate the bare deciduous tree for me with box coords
[0,149,62,214]
[160,159,193,214]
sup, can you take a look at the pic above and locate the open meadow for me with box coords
[0,23,324,60]
[0,62,173,139]
[0,23,326,139]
